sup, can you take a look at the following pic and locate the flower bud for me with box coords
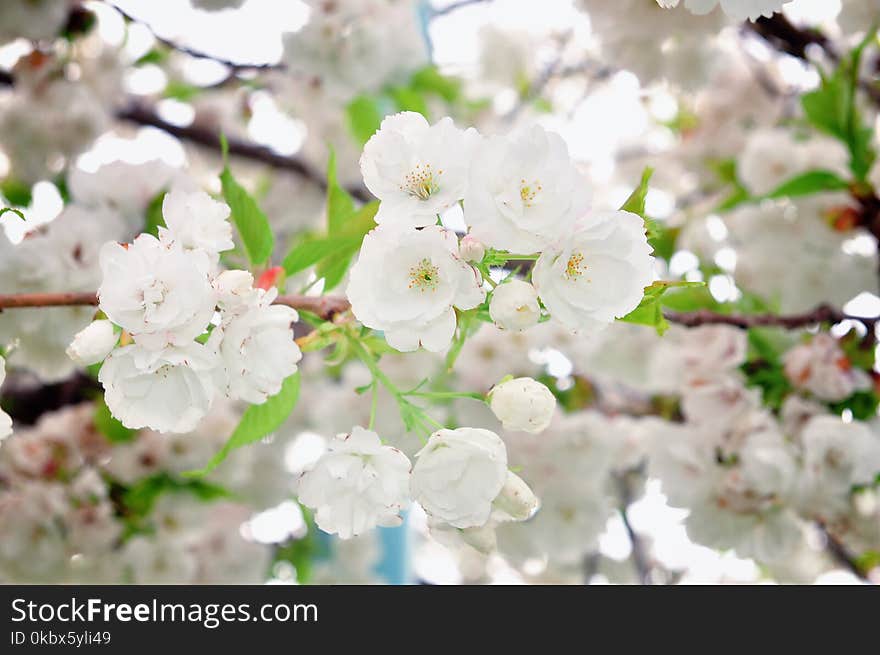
[489,377,555,433]
[489,279,540,331]
[66,320,118,366]
[459,234,485,263]
[492,471,539,522]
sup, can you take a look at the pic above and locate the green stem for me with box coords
[404,390,486,402]
[368,381,378,430]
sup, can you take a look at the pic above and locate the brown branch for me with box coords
[749,13,835,61]
[0,292,350,321]
[0,292,99,309]
[819,525,875,584]
[664,303,877,331]
[3,295,874,332]
[749,14,880,107]
[116,102,371,201]
[106,2,284,72]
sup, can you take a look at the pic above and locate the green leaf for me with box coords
[715,186,751,213]
[345,95,384,146]
[830,390,880,421]
[282,153,378,288]
[410,65,462,103]
[620,167,653,219]
[135,48,167,66]
[325,149,356,235]
[219,135,275,266]
[164,80,202,102]
[316,201,378,291]
[93,397,136,444]
[766,170,851,199]
[283,234,363,276]
[801,29,878,180]
[143,190,166,237]
[619,280,706,335]
[188,372,301,476]
[389,85,429,117]
[0,179,32,207]
[273,505,320,584]
[121,473,230,521]
[741,327,796,411]
[0,207,25,221]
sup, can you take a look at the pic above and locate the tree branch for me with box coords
[749,14,880,107]
[105,1,285,72]
[4,295,874,333]
[0,292,351,321]
[116,101,370,201]
[819,525,875,584]
[664,303,877,331]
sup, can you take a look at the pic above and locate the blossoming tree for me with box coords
[0,0,879,585]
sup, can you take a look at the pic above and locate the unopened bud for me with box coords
[459,234,485,263]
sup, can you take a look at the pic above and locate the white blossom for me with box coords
[489,279,542,332]
[489,377,556,433]
[0,0,71,45]
[211,287,302,404]
[360,112,481,228]
[784,334,871,402]
[491,471,540,522]
[347,225,485,352]
[533,210,654,333]
[281,1,428,100]
[798,416,880,517]
[738,129,848,196]
[98,343,220,433]
[411,427,509,529]
[297,427,412,539]
[66,320,118,367]
[122,535,197,585]
[459,234,485,263]
[98,235,217,350]
[159,189,235,261]
[464,125,590,253]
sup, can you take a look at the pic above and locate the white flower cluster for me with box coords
[498,410,653,569]
[581,0,726,89]
[0,51,117,185]
[348,112,655,351]
[783,333,871,403]
[647,326,880,565]
[281,0,428,101]
[0,0,71,45]
[297,425,538,545]
[0,403,276,583]
[73,190,302,432]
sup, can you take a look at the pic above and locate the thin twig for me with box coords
[664,303,877,331]
[105,1,285,72]
[748,14,880,107]
[0,292,351,321]
[116,102,371,201]
[819,525,874,583]
[3,294,873,333]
